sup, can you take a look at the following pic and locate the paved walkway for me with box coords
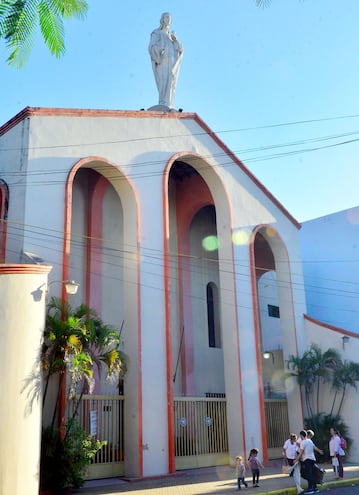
[79,462,359,495]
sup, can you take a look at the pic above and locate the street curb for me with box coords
[254,477,359,495]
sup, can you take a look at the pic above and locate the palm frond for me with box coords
[3,0,37,67]
[0,0,88,67]
[37,0,65,57]
[52,0,88,19]
[255,0,271,7]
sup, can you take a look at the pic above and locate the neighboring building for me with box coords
[0,107,358,483]
[300,206,359,333]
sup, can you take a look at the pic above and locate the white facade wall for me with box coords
[301,206,359,333]
[0,108,308,475]
[0,120,29,264]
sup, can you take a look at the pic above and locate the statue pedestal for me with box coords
[147,104,179,113]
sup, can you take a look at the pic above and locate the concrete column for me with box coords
[0,265,51,495]
[138,192,169,476]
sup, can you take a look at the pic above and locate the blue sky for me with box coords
[1,0,359,222]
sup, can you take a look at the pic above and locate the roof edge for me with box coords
[0,106,199,136]
[0,106,300,229]
[304,313,359,338]
[191,113,301,230]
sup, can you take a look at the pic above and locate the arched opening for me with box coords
[166,158,241,470]
[252,227,300,458]
[64,159,141,479]
[169,162,224,397]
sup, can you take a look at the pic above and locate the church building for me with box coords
[0,105,309,479]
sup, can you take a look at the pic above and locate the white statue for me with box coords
[148,13,183,109]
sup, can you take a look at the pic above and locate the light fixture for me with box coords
[342,335,350,349]
[263,351,274,364]
[40,279,80,300]
[63,280,79,295]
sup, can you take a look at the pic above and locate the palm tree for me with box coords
[287,349,316,417]
[332,360,359,417]
[68,302,126,421]
[40,297,126,490]
[0,0,88,67]
[287,344,341,417]
[41,297,126,428]
[308,344,341,415]
[42,297,86,427]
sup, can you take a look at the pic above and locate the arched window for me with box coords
[207,282,221,348]
[0,180,9,263]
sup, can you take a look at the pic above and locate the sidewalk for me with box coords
[78,462,359,495]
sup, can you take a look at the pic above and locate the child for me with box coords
[235,455,248,490]
[248,448,264,488]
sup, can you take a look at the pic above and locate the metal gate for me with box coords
[265,399,289,458]
[68,395,124,480]
[174,397,229,470]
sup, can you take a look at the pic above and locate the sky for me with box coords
[1,0,359,223]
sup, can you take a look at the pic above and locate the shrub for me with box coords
[304,413,351,463]
[40,419,106,490]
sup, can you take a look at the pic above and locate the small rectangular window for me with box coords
[268,304,280,318]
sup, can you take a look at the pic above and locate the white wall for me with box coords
[258,271,282,351]
[301,206,359,333]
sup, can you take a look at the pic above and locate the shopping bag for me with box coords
[332,456,339,467]
[314,464,325,485]
[282,463,293,475]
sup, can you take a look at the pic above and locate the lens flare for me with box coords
[265,226,276,237]
[232,229,249,245]
[202,235,219,251]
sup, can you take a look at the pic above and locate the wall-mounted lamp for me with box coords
[62,280,80,295]
[40,280,79,300]
[263,351,274,364]
[342,335,350,349]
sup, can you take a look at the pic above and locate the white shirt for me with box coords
[300,438,316,461]
[329,434,345,456]
[283,438,297,460]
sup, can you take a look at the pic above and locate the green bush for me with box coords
[40,419,106,490]
[304,413,351,463]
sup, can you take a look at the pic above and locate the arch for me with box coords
[250,224,303,460]
[63,156,143,477]
[163,151,246,472]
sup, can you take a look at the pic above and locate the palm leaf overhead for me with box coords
[0,0,88,67]
[255,0,271,6]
